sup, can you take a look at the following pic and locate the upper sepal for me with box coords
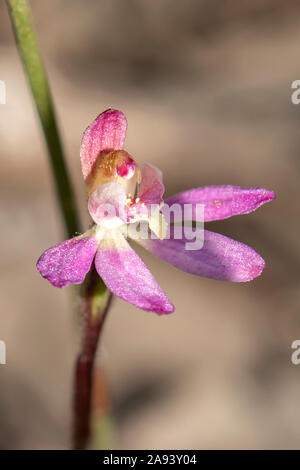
[80,109,128,181]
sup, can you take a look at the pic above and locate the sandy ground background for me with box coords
[0,0,300,449]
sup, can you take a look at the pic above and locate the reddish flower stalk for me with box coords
[72,267,112,450]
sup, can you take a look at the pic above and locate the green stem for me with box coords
[6,0,80,237]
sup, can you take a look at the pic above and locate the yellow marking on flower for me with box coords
[126,197,134,206]
[213,200,223,208]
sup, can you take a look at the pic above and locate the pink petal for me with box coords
[137,163,165,206]
[88,182,127,224]
[37,236,98,288]
[95,235,174,314]
[80,109,127,180]
[165,186,275,222]
[137,228,265,282]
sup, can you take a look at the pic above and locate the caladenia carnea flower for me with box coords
[37,109,275,314]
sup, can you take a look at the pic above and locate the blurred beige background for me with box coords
[0,0,299,449]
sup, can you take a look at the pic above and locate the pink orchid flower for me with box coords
[37,109,275,314]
